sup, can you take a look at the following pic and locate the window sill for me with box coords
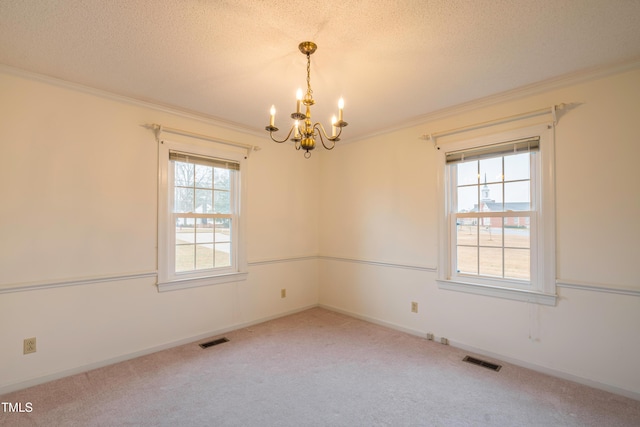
[437,279,556,306]
[157,271,248,292]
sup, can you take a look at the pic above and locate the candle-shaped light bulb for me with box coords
[338,97,344,122]
[295,120,300,138]
[331,115,337,137]
[269,105,276,127]
[296,89,303,113]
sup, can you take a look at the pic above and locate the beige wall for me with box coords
[0,70,320,393]
[318,68,640,398]
[1,65,639,399]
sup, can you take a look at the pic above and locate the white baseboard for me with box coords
[4,303,638,403]
[0,304,318,396]
[319,304,640,402]
[447,340,640,402]
[318,304,428,339]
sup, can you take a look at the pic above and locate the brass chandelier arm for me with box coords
[313,122,343,150]
[266,125,296,144]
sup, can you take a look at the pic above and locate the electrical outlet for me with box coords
[411,301,418,313]
[23,337,36,354]
[281,288,286,298]
[426,333,434,341]
[440,337,449,345]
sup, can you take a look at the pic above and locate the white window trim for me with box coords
[157,139,248,292]
[436,123,556,306]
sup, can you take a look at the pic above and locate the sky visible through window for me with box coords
[456,153,531,212]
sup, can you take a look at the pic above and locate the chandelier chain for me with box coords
[306,53,313,100]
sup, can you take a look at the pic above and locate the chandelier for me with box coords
[265,41,348,158]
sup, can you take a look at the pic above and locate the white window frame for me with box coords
[157,139,248,292]
[436,123,556,305]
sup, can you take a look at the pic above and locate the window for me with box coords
[437,124,556,305]
[157,139,247,291]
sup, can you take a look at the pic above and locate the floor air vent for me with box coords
[463,355,502,372]
[199,337,229,349]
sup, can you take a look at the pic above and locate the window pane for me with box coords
[195,164,212,188]
[504,153,530,182]
[504,219,530,248]
[479,221,502,247]
[176,217,194,244]
[479,247,502,277]
[214,168,231,190]
[215,243,231,267]
[174,162,193,187]
[456,221,477,246]
[195,189,212,213]
[195,219,214,244]
[175,245,195,272]
[457,186,478,212]
[214,190,231,213]
[456,246,477,275]
[480,183,502,208]
[216,218,231,243]
[479,157,502,184]
[457,161,478,186]
[195,244,214,270]
[504,181,530,208]
[505,248,530,280]
[174,187,193,213]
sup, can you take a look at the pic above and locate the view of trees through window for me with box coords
[172,161,233,272]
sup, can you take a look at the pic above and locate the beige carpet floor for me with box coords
[1,307,639,426]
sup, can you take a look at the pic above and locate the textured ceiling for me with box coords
[1,0,639,139]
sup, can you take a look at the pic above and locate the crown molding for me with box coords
[350,56,640,143]
[3,57,639,144]
[0,63,266,138]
